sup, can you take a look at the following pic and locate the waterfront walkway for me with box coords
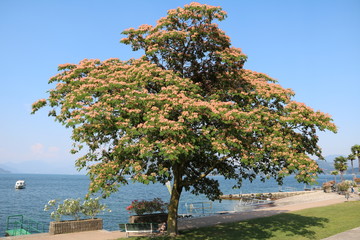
[0,230,127,240]
[1,191,359,240]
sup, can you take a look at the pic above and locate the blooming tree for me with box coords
[32,3,337,235]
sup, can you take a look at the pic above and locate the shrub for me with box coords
[82,197,109,219]
[44,198,109,221]
[337,181,351,192]
[126,198,168,215]
[322,181,334,189]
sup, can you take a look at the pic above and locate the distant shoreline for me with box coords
[0,167,11,174]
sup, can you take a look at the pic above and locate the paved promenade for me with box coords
[1,191,359,240]
[0,230,127,240]
[322,226,360,240]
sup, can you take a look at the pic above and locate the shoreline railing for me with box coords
[5,215,47,236]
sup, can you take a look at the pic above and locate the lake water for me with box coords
[0,173,353,236]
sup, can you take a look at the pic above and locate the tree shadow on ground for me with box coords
[130,212,329,240]
[182,213,329,240]
[177,213,329,240]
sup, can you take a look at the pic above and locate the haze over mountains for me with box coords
[0,167,11,174]
[0,161,85,175]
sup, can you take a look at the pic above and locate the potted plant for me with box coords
[126,198,168,223]
[44,197,109,234]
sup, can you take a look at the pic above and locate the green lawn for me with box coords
[118,201,360,240]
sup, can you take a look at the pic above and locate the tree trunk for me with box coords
[358,157,360,172]
[167,164,183,236]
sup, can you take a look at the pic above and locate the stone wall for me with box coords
[49,218,103,234]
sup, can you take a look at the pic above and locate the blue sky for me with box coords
[0,0,359,174]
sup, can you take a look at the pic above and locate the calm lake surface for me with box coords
[0,173,353,236]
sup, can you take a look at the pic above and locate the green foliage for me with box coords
[334,156,348,172]
[44,199,82,221]
[44,198,109,221]
[334,156,348,181]
[351,144,360,157]
[82,197,110,219]
[350,144,360,173]
[336,181,351,192]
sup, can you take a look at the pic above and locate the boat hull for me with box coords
[15,180,26,189]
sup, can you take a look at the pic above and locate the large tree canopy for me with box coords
[32,2,337,235]
[121,2,245,93]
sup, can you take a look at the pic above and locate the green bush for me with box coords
[44,197,109,221]
[82,197,109,219]
[337,181,351,192]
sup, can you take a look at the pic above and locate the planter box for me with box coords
[49,218,103,235]
[129,213,168,224]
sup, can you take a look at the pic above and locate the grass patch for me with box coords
[118,201,360,240]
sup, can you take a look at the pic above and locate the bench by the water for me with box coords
[5,215,47,236]
[119,223,159,237]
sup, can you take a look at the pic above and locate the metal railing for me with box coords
[184,202,213,216]
[5,215,47,236]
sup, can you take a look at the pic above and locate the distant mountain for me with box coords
[0,163,17,173]
[316,155,340,173]
[0,167,11,174]
[317,155,360,174]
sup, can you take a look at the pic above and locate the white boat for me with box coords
[15,180,26,189]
